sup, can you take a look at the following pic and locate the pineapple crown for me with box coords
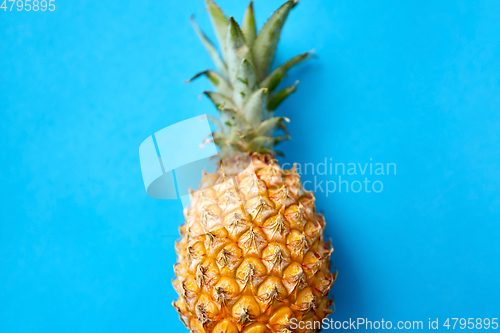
[189,0,312,156]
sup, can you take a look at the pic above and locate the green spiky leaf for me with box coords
[190,16,227,77]
[267,81,298,111]
[218,108,252,132]
[206,114,223,131]
[242,2,257,46]
[247,136,270,152]
[253,117,290,137]
[252,0,296,79]
[188,71,233,96]
[205,0,229,62]
[226,17,254,85]
[233,59,259,109]
[213,130,245,151]
[204,91,237,110]
[247,135,289,152]
[243,88,268,126]
[212,131,232,151]
[260,50,312,92]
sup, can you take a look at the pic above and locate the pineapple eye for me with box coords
[232,296,261,324]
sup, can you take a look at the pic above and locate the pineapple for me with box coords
[172,1,337,332]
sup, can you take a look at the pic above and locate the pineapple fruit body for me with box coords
[173,154,337,333]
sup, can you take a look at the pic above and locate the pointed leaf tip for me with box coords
[242,1,257,46]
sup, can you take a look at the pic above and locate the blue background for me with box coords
[1,0,499,332]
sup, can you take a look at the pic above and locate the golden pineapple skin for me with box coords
[173,154,337,333]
